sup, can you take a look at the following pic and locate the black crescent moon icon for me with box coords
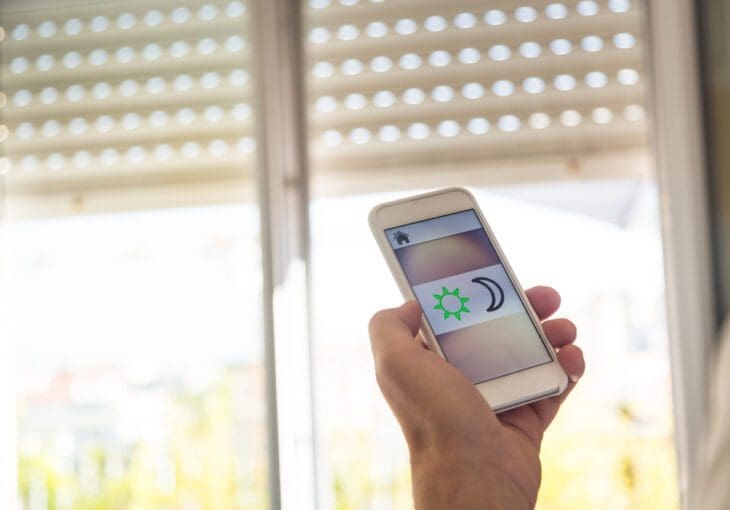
[471,277,504,312]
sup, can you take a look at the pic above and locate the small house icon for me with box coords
[393,231,410,245]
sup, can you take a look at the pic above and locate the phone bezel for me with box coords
[369,187,568,412]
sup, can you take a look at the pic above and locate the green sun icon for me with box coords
[433,286,471,320]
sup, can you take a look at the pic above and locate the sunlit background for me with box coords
[0,0,680,509]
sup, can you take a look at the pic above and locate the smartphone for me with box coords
[369,187,568,412]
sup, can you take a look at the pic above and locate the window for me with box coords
[0,2,267,509]
[305,1,679,509]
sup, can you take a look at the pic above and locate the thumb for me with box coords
[368,300,421,356]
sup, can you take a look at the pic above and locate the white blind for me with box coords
[305,0,648,178]
[0,0,255,204]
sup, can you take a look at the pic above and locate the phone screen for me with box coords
[385,209,552,384]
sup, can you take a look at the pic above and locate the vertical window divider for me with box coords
[250,1,319,509]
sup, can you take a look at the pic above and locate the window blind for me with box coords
[305,0,648,180]
[0,0,254,207]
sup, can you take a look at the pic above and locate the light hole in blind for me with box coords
[14,90,32,107]
[345,93,367,110]
[340,0,359,6]
[528,112,551,129]
[310,27,330,44]
[550,38,572,55]
[484,10,507,26]
[468,118,490,135]
[182,142,202,159]
[171,7,191,24]
[144,10,164,27]
[95,115,115,132]
[73,151,92,168]
[36,55,55,72]
[89,49,109,66]
[519,41,541,58]
[201,72,222,88]
[47,153,66,170]
[341,59,364,75]
[458,48,481,64]
[150,111,169,127]
[42,120,61,137]
[582,35,604,52]
[429,51,451,67]
[174,74,194,91]
[408,123,430,140]
[233,103,252,120]
[197,38,218,55]
[143,44,163,61]
[432,86,455,102]
[65,19,83,35]
[395,18,417,35]
[171,41,190,58]
[523,77,545,94]
[609,0,631,13]
[367,22,388,38]
[462,83,485,99]
[585,71,608,88]
[117,13,136,30]
[515,6,538,23]
[115,47,135,63]
[208,139,230,157]
[454,13,477,29]
[21,155,39,172]
[488,45,511,61]
[229,69,249,86]
[617,68,639,85]
[403,88,426,105]
[204,106,225,123]
[379,125,401,142]
[337,24,359,41]
[40,87,59,104]
[313,62,334,78]
[119,79,139,96]
[624,104,644,121]
[560,110,582,126]
[498,115,521,132]
[371,56,393,72]
[93,82,113,99]
[225,35,245,52]
[155,144,174,160]
[373,91,396,108]
[424,16,447,32]
[12,24,30,41]
[127,146,147,164]
[10,58,29,74]
[176,108,196,125]
[350,128,371,144]
[310,0,331,8]
[400,53,422,70]
[577,1,599,16]
[122,113,142,130]
[322,130,343,147]
[545,3,568,19]
[16,123,34,140]
[146,77,166,94]
[38,21,57,38]
[438,120,460,137]
[592,107,613,124]
[614,33,636,49]
[492,80,515,97]
[554,74,577,91]
[198,4,219,21]
[63,51,82,68]
[90,16,110,32]
[226,1,246,18]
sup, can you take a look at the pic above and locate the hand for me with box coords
[368,286,584,510]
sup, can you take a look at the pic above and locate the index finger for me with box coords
[526,286,561,320]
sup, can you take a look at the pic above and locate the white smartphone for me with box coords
[369,187,568,412]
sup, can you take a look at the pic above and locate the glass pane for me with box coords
[305,1,679,509]
[0,1,268,508]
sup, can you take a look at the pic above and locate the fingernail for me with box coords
[569,374,581,383]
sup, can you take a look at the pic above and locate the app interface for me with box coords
[385,210,552,384]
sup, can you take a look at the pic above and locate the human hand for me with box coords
[368,286,584,510]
